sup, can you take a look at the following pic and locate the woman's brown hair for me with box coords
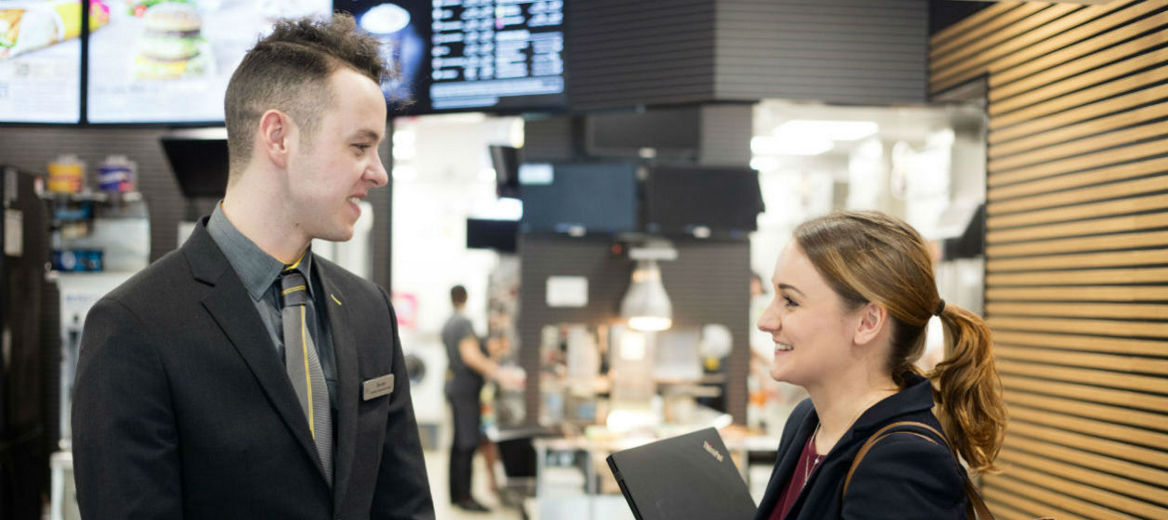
[793,210,1006,473]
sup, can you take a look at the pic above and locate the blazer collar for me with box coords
[183,219,334,486]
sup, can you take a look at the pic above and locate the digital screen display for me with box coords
[0,0,86,123]
[428,0,563,111]
[337,0,565,115]
[520,163,637,235]
[86,0,332,124]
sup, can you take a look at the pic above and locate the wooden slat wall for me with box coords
[931,1,1168,518]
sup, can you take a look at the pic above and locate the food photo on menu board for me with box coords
[0,0,106,123]
[87,0,330,123]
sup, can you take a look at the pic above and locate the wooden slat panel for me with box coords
[986,0,1167,90]
[986,267,1168,286]
[1007,420,1168,469]
[930,2,1027,60]
[988,231,1168,258]
[997,345,1168,377]
[929,0,1138,94]
[986,212,1168,243]
[934,5,1168,517]
[986,249,1168,272]
[1000,448,1168,509]
[988,157,1168,202]
[985,465,1158,518]
[988,301,1168,320]
[989,118,1168,172]
[989,316,1168,337]
[997,361,1168,396]
[989,80,1168,144]
[982,484,1090,520]
[930,3,1070,76]
[991,174,1168,215]
[987,137,1168,187]
[990,21,1168,105]
[990,64,1168,131]
[1001,374,1168,413]
[1009,405,1168,452]
[992,100,1168,161]
[1008,417,1168,481]
[988,193,1168,229]
[988,285,1168,302]
[995,330,1168,358]
[1000,387,1168,429]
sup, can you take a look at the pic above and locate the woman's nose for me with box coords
[757,300,779,332]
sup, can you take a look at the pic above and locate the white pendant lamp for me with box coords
[621,244,676,331]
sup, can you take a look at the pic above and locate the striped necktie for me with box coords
[280,268,333,486]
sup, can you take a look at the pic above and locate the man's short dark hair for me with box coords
[224,14,390,177]
[451,285,467,305]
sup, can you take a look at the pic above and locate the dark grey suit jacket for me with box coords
[72,220,434,519]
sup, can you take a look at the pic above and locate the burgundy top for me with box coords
[769,431,824,520]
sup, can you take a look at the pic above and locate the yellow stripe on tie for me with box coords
[282,285,307,296]
[330,294,342,306]
[301,305,314,439]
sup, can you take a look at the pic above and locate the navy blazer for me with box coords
[73,219,435,519]
[754,374,968,520]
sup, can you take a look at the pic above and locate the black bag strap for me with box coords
[843,420,997,520]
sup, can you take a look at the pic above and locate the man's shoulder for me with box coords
[104,249,191,302]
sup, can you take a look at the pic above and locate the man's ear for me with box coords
[257,109,292,169]
[853,302,887,346]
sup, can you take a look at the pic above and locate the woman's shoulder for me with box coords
[841,422,967,517]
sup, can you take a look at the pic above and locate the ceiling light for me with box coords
[775,120,879,141]
[621,244,677,332]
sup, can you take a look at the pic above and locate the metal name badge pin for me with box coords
[362,374,394,401]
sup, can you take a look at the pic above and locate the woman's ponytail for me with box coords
[930,303,1007,474]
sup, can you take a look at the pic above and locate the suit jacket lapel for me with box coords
[317,266,359,508]
[183,222,325,479]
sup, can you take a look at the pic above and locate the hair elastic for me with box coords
[935,299,946,316]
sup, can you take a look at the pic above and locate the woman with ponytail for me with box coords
[752,210,1006,520]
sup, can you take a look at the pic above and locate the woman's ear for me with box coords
[853,302,887,346]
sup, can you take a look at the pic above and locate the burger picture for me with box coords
[133,2,210,79]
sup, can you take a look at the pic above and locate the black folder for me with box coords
[606,428,756,520]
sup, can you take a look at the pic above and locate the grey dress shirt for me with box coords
[206,205,338,408]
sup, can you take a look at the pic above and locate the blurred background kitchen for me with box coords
[2,1,1166,519]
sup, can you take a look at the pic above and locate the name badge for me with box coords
[362,374,394,401]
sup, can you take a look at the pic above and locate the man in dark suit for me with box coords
[72,14,435,519]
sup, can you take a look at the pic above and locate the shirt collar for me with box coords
[206,203,315,301]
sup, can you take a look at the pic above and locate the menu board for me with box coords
[337,0,565,115]
[0,0,86,123]
[429,0,563,111]
[87,0,331,124]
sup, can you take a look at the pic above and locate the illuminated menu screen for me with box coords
[87,0,331,124]
[340,0,564,115]
[429,0,563,111]
[0,0,84,123]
